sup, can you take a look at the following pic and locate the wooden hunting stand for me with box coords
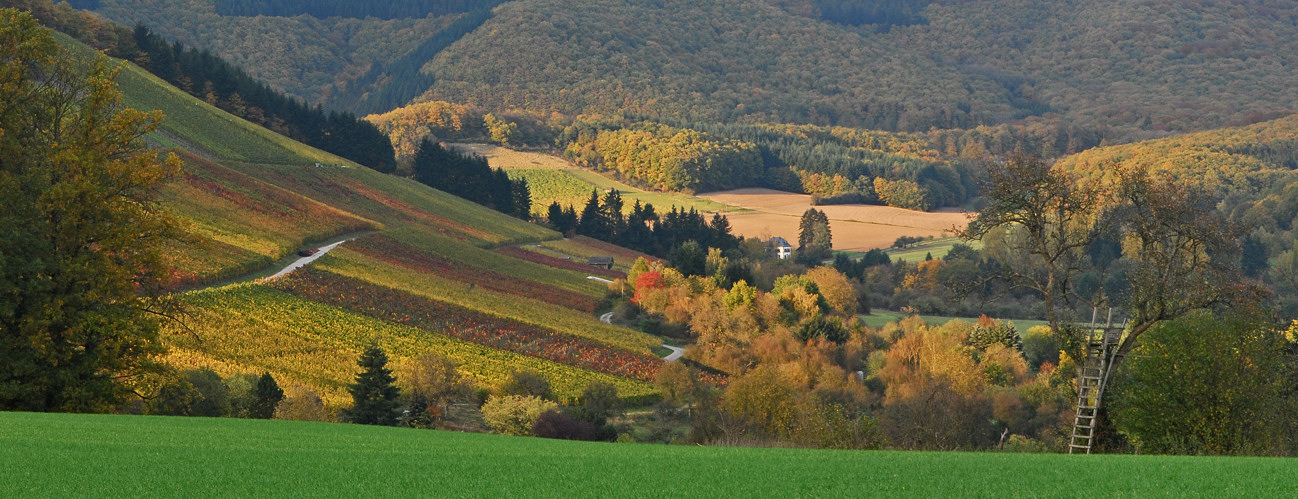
[1069,309,1125,454]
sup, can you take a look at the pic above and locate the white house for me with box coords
[770,237,793,260]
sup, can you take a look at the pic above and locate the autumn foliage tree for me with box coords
[0,10,182,412]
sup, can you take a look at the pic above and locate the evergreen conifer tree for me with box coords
[342,345,401,425]
[250,372,285,419]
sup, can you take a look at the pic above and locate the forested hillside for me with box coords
[1056,113,1298,315]
[212,0,500,19]
[82,0,455,106]
[75,0,1298,142]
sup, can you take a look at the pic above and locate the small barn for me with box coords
[588,256,615,269]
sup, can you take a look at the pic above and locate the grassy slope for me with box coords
[115,57,342,165]
[4,412,1296,496]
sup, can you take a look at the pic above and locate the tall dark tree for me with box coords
[250,372,285,419]
[602,189,626,236]
[342,345,401,426]
[621,200,657,250]
[547,201,577,235]
[576,190,608,239]
[710,212,738,252]
[411,139,529,219]
[511,176,532,220]
[0,10,180,412]
[797,208,832,263]
[668,240,707,277]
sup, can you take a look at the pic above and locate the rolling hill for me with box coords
[52,30,666,411]
[81,0,1298,141]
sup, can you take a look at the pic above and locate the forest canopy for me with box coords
[211,0,506,19]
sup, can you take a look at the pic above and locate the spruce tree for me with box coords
[343,345,401,425]
[250,372,285,419]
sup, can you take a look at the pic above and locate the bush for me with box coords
[531,408,598,440]
[1021,326,1059,371]
[223,373,259,418]
[273,385,332,422]
[481,395,557,436]
[147,369,229,417]
[498,370,553,400]
[1109,311,1294,455]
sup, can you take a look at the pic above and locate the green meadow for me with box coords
[2,412,1293,496]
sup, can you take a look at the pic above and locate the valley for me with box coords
[458,143,967,251]
[5,1,1298,491]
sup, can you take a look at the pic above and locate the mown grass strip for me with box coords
[859,310,1050,330]
[4,412,1295,497]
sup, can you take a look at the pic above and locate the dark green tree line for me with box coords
[411,139,530,219]
[128,25,396,172]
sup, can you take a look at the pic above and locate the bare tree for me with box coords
[960,154,1106,335]
[1107,167,1269,369]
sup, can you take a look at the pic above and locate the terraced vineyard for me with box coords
[529,236,663,273]
[315,250,657,353]
[272,269,665,383]
[166,285,655,408]
[507,168,600,217]
[494,246,625,280]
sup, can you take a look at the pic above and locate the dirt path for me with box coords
[661,344,685,362]
[601,311,684,362]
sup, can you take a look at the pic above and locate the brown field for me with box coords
[439,146,969,251]
[702,188,971,251]
[447,143,574,169]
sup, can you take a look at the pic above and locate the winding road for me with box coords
[601,311,684,362]
[264,239,351,281]
[260,244,687,363]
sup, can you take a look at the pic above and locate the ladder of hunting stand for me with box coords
[1069,315,1123,455]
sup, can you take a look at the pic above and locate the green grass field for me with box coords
[3,412,1294,496]
[882,237,982,263]
[860,310,1049,330]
